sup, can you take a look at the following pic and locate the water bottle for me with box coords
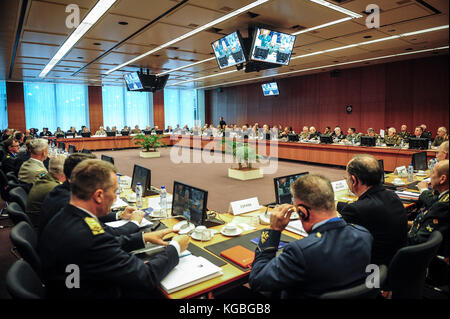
[428,140,432,149]
[430,158,436,173]
[160,186,167,217]
[407,164,414,183]
[400,139,404,148]
[135,182,143,209]
[116,173,121,195]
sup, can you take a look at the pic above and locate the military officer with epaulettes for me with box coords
[299,126,310,140]
[432,127,448,147]
[383,127,403,146]
[1,137,22,176]
[344,127,361,144]
[398,124,411,142]
[18,138,49,185]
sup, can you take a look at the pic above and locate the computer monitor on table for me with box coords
[155,129,164,135]
[101,154,114,165]
[320,136,333,144]
[361,136,376,147]
[288,134,299,142]
[412,152,427,171]
[274,172,309,205]
[131,164,158,196]
[65,132,75,138]
[409,138,428,150]
[143,130,152,135]
[81,132,91,138]
[171,181,208,227]
[121,131,129,136]
[106,131,116,137]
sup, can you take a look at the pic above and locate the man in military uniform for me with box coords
[131,125,141,134]
[308,126,320,140]
[249,174,372,298]
[398,124,411,142]
[420,124,432,139]
[26,155,66,226]
[365,128,380,141]
[299,126,309,140]
[383,127,402,146]
[344,127,361,144]
[432,127,448,147]
[39,159,190,298]
[331,126,345,141]
[408,160,448,256]
[1,137,22,176]
[18,138,48,185]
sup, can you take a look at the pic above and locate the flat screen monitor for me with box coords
[55,132,65,139]
[81,132,91,138]
[274,172,309,205]
[65,132,75,138]
[124,72,143,91]
[106,131,116,137]
[320,135,333,144]
[171,181,208,226]
[131,164,151,196]
[68,145,76,154]
[121,131,129,136]
[211,31,246,69]
[288,134,299,142]
[143,130,152,135]
[155,129,164,135]
[409,138,428,150]
[101,155,114,165]
[250,27,296,65]
[261,82,279,96]
[412,152,427,171]
[361,136,376,147]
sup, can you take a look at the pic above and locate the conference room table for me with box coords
[54,134,437,172]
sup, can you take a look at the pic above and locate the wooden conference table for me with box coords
[55,134,437,172]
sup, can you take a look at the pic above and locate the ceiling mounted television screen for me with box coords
[250,27,296,65]
[211,31,247,69]
[124,72,143,91]
[262,82,279,96]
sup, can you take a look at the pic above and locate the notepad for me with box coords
[220,245,255,269]
[105,218,152,229]
[160,255,223,294]
[285,220,309,237]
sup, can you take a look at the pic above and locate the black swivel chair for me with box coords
[6,260,46,299]
[0,169,10,202]
[9,221,41,274]
[388,231,443,299]
[9,186,28,211]
[5,202,32,226]
[319,265,388,299]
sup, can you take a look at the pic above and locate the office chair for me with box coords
[319,265,388,299]
[9,221,41,274]
[387,231,443,299]
[0,169,10,202]
[6,171,19,182]
[9,186,28,211]
[5,202,32,226]
[6,260,46,299]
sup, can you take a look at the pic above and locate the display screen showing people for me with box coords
[211,31,247,69]
[261,82,279,96]
[250,27,296,65]
[171,181,208,226]
[124,72,143,91]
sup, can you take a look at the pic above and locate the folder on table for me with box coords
[220,245,255,269]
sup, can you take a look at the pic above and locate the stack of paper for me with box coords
[395,190,420,201]
[105,218,153,229]
[160,255,223,294]
[285,220,309,237]
[112,196,128,209]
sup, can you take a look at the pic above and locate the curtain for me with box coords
[0,81,7,130]
[102,86,153,130]
[23,82,89,132]
[164,88,204,129]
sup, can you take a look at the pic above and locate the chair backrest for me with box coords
[6,171,19,182]
[9,221,41,273]
[0,169,10,201]
[6,260,46,299]
[319,265,388,299]
[9,186,28,211]
[5,202,32,225]
[388,231,443,299]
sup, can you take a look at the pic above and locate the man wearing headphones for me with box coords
[338,154,408,267]
[249,174,373,298]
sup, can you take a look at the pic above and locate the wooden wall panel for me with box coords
[153,90,165,129]
[88,86,103,134]
[206,55,449,136]
[6,82,26,132]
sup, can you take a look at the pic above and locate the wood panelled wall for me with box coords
[88,86,103,134]
[205,55,449,135]
[6,82,26,132]
[153,90,165,129]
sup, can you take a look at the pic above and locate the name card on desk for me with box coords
[331,180,348,192]
[394,166,407,176]
[66,135,73,138]
[118,175,131,189]
[229,197,260,215]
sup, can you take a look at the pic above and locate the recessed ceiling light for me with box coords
[77,57,83,59]
[405,48,413,51]
[118,21,128,25]
[333,60,339,63]
[363,35,372,39]
[93,42,101,46]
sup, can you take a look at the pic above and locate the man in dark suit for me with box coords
[39,127,53,137]
[338,154,408,266]
[1,137,22,176]
[39,159,189,298]
[249,174,373,298]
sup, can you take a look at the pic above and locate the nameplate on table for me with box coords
[118,175,132,189]
[229,197,260,216]
[331,180,348,193]
[394,166,407,176]
[66,136,73,138]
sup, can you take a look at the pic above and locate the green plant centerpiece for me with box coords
[221,138,263,180]
[132,134,166,158]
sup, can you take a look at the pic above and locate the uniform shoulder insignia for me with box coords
[260,230,269,244]
[316,232,322,238]
[84,217,105,235]
[439,194,449,203]
[433,219,439,225]
[426,225,434,233]
[6,155,10,159]
[39,171,47,178]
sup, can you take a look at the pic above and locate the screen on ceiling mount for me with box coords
[211,31,247,69]
[124,72,143,91]
[250,27,296,66]
[261,82,279,96]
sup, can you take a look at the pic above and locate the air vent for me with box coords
[206,27,223,34]
[247,11,259,19]
[219,6,233,12]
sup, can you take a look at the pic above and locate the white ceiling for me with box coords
[1,0,448,89]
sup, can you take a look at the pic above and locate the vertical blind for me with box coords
[102,86,153,130]
[0,81,7,130]
[164,88,204,129]
[23,82,89,132]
